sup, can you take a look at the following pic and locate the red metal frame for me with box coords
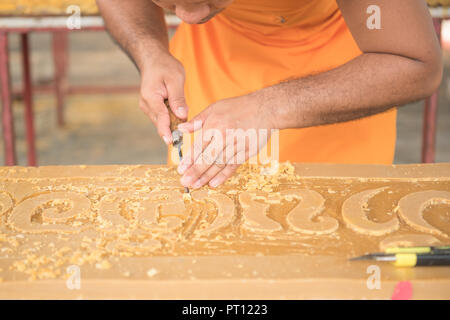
[0,24,153,166]
[52,31,69,127]
[0,31,16,166]
[21,33,37,166]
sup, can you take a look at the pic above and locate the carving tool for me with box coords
[351,253,450,267]
[165,99,189,194]
[350,246,450,267]
[350,246,450,260]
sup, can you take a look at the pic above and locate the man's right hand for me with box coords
[139,51,188,145]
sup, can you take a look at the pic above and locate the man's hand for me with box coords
[176,94,276,189]
[139,52,188,145]
[97,0,188,144]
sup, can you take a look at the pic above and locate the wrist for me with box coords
[135,41,170,72]
[250,86,292,130]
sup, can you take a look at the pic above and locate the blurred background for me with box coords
[0,1,449,166]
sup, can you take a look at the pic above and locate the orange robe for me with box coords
[169,0,396,165]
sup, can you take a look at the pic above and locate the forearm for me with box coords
[257,53,442,129]
[96,0,168,70]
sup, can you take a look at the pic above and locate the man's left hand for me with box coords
[177,94,276,189]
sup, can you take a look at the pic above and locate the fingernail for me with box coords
[178,107,187,118]
[163,136,171,145]
[209,177,220,188]
[180,175,193,186]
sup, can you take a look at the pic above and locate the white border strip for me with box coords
[430,7,450,18]
[0,16,102,28]
[0,15,181,29]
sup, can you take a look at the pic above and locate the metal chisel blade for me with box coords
[349,254,375,261]
[177,146,190,194]
[172,130,189,194]
[177,143,183,160]
[349,253,395,261]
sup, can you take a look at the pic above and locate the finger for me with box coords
[202,135,242,188]
[186,136,227,189]
[227,148,251,166]
[221,139,251,167]
[178,132,212,176]
[177,112,213,173]
[165,76,188,120]
[148,96,173,145]
[180,132,223,187]
[182,130,239,187]
[191,155,227,189]
[209,164,239,188]
[177,137,197,175]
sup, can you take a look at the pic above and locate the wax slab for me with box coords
[0,162,449,299]
[428,0,450,7]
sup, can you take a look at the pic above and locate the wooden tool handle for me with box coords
[164,99,183,132]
